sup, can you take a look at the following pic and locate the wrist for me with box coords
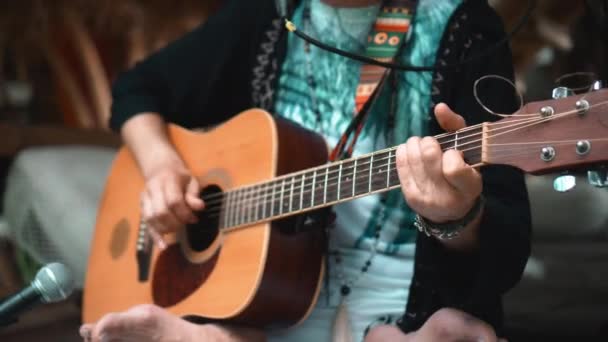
[414,195,484,240]
[139,144,186,179]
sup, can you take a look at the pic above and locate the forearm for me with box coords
[121,113,186,177]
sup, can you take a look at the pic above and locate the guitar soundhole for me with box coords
[185,185,222,252]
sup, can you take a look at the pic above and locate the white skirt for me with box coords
[267,245,415,342]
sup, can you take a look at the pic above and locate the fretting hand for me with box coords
[396,103,482,225]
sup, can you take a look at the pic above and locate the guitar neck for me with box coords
[218,124,485,230]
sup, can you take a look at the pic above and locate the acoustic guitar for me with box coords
[83,89,608,328]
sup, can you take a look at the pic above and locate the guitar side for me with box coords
[83,109,328,328]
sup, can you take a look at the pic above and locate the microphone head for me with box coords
[32,263,74,303]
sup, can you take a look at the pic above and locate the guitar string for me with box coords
[205,136,601,226]
[198,113,551,206]
[195,95,608,209]
[200,104,584,209]
[198,114,542,207]
[206,134,608,226]
[197,105,584,209]
[203,104,607,221]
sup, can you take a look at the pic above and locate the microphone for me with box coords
[0,262,74,326]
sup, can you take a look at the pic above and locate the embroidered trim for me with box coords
[251,19,282,111]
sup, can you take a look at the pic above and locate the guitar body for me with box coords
[83,109,329,328]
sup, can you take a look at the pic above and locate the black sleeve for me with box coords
[401,0,531,335]
[109,0,274,131]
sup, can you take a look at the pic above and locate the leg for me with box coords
[80,304,266,342]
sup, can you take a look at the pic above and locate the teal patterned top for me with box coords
[274,0,462,256]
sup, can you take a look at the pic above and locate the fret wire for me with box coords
[299,173,305,210]
[289,176,295,212]
[242,187,248,225]
[311,169,317,207]
[270,181,276,217]
[323,167,328,203]
[253,185,259,222]
[224,191,230,228]
[244,187,251,225]
[235,189,242,226]
[368,154,373,194]
[280,178,286,215]
[233,189,239,226]
[352,159,357,197]
[337,162,343,200]
[221,192,229,229]
[386,150,392,188]
[248,186,255,224]
[261,183,267,220]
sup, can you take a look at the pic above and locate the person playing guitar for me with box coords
[80,0,532,341]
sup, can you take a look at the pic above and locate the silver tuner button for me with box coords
[540,106,554,118]
[552,87,573,99]
[575,99,590,116]
[588,169,608,188]
[591,80,604,91]
[576,140,591,155]
[541,146,556,162]
[553,174,576,193]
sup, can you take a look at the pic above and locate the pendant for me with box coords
[332,294,354,342]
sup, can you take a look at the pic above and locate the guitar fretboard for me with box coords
[216,125,484,230]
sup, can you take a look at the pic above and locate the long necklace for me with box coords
[301,2,395,341]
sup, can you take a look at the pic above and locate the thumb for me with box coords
[185,177,204,210]
[434,103,466,132]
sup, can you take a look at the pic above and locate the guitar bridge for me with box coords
[136,219,152,282]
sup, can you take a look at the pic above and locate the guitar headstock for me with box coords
[484,88,608,175]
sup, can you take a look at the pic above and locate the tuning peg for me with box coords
[587,168,608,188]
[552,87,573,99]
[553,173,576,192]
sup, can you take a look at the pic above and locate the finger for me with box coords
[141,193,167,250]
[435,103,466,132]
[419,136,450,190]
[148,182,182,233]
[185,177,205,211]
[405,137,428,193]
[396,143,421,202]
[442,150,482,195]
[163,180,198,224]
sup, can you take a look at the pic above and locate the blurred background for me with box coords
[0,0,606,341]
